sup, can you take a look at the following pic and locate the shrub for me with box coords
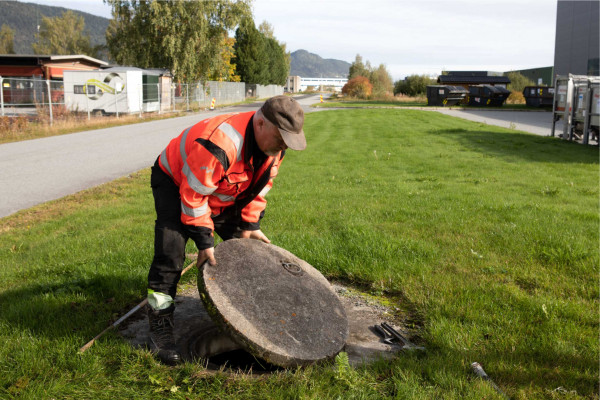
[342,76,373,99]
[507,90,526,104]
[394,74,436,96]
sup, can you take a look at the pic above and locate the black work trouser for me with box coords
[147,160,242,299]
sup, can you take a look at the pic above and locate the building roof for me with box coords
[0,54,108,66]
[438,75,511,84]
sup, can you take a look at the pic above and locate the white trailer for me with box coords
[63,68,143,115]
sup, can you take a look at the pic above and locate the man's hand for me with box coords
[240,229,271,244]
[197,247,216,268]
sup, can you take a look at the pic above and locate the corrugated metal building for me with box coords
[553,0,599,77]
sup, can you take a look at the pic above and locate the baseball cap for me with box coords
[260,95,307,151]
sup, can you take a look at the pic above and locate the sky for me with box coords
[21,0,558,80]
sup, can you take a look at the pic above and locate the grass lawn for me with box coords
[0,109,597,399]
[317,100,543,111]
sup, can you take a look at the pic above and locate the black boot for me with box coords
[148,305,181,365]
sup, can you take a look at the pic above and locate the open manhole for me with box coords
[119,284,418,373]
[179,325,283,373]
[119,243,421,372]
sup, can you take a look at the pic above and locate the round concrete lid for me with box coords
[198,239,348,368]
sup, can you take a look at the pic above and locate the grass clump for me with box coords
[0,109,597,399]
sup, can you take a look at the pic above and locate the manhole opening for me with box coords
[181,325,284,374]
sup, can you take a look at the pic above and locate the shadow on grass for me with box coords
[0,274,145,340]
[431,128,599,164]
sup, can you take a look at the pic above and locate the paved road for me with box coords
[431,108,558,137]
[0,95,321,218]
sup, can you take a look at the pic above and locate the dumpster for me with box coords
[426,85,468,106]
[467,85,510,107]
[523,86,554,107]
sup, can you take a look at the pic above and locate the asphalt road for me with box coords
[0,94,321,218]
[431,108,557,137]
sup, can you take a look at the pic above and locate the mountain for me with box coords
[0,1,110,55]
[290,49,350,78]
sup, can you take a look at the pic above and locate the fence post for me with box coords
[186,83,189,111]
[172,84,175,112]
[46,79,53,126]
[157,83,161,115]
[0,76,4,117]
[139,83,143,118]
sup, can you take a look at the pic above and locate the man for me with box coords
[147,95,306,364]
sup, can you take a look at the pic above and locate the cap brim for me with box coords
[279,128,307,151]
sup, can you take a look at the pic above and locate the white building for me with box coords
[299,77,348,92]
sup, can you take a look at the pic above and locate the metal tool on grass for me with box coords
[471,362,510,399]
[373,324,394,344]
[375,322,425,351]
[78,256,198,353]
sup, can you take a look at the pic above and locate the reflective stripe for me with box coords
[160,148,172,176]
[180,127,192,163]
[181,202,209,218]
[147,289,174,311]
[182,162,216,195]
[219,123,243,162]
[258,185,271,197]
[213,192,235,202]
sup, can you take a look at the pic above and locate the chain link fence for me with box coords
[1,76,283,124]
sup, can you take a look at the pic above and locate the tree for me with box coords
[264,37,289,86]
[394,74,436,96]
[370,64,393,97]
[505,71,536,92]
[258,20,290,85]
[208,35,240,82]
[106,0,251,82]
[348,55,393,97]
[342,76,373,99]
[32,11,97,56]
[348,54,369,80]
[258,20,274,39]
[233,17,289,85]
[233,17,269,84]
[0,24,15,54]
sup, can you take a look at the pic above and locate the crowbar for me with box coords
[78,256,197,353]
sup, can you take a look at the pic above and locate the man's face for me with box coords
[256,117,288,157]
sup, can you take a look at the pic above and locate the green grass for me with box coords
[317,100,545,111]
[1,109,598,399]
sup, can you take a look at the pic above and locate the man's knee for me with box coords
[153,224,187,266]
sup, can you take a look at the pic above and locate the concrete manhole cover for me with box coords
[199,239,349,368]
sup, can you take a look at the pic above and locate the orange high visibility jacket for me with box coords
[158,112,284,248]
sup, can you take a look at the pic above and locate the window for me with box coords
[74,85,85,94]
[86,85,96,94]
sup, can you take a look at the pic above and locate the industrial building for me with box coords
[285,76,348,93]
[553,0,599,77]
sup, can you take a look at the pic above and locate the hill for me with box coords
[290,49,350,78]
[0,0,110,55]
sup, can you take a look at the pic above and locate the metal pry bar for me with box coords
[372,324,395,345]
[380,322,425,351]
[471,362,510,399]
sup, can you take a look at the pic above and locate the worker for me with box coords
[146,95,306,364]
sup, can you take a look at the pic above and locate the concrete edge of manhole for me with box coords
[118,280,419,371]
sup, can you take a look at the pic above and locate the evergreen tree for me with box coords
[348,54,369,80]
[233,17,269,84]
